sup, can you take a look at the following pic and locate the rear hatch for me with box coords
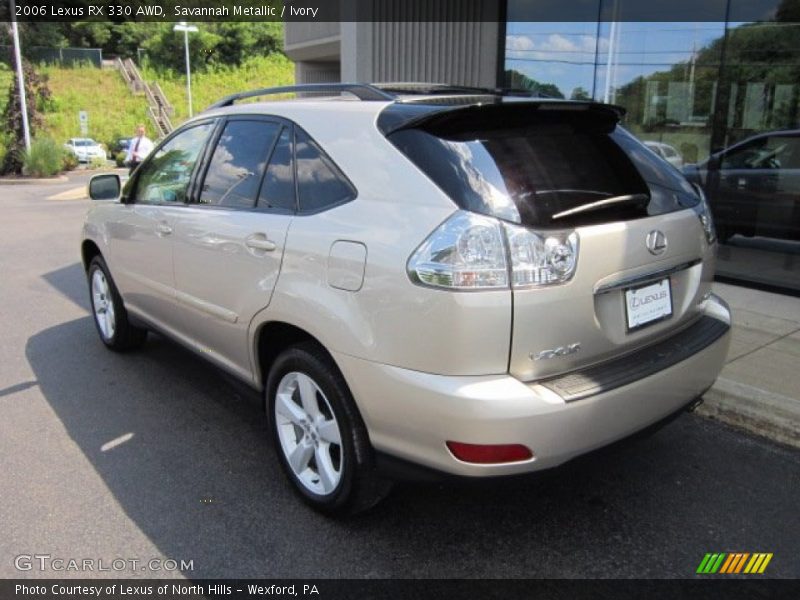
[384,99,713,381]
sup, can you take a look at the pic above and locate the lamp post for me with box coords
[9,0,31,153]
[173,22,199,118]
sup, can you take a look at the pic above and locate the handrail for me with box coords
[116,57,131,84]
[151,82,174,116]
[114,56,175,137]
[147,106,172,139]
[206,83,395,110]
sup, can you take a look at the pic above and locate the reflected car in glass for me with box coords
[644,140,684,169]
[683,130,800,243]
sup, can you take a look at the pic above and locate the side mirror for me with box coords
[88,174,121,201]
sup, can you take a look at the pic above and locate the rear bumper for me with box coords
[336,294,731,478]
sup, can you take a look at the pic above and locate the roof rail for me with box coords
[206,83,395,110]
[371,82,495,96]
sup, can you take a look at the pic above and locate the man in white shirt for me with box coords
[125,124,155,174]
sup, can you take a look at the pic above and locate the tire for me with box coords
[87,256,147,351]
[266,342,392,515]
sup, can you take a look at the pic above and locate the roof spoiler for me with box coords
[378,101,626,136]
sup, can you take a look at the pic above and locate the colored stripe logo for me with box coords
[696,552,773,574]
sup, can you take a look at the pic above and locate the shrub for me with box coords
[62,151,79,171]
[114,151,126,168]
[89,154,106,169]
[22,137,66,177]
[1,59,51,175]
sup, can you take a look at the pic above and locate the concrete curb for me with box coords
[698,377,800,449]
[0,175,69,185]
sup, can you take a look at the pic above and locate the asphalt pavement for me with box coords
[1,173,798,579]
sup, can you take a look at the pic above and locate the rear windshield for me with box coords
[388,110,699,229]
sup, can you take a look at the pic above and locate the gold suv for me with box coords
[82,83,731,514]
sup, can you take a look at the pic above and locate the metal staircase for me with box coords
[116,58,174,138]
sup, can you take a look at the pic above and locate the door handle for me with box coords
[245,235,277,252]
[156,222,173,236]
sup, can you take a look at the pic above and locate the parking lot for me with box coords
[1,173,799,579]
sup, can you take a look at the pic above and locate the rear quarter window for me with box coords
[295,129,356,213]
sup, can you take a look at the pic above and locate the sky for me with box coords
[504,21,742,99]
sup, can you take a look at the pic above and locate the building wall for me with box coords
[294,61,341,84]
[342,20,500,87]
[285,21,341,48]
[284,22,340,63]
[285,0,502,87]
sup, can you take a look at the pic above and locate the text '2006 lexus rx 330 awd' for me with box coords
[82,83,731,515]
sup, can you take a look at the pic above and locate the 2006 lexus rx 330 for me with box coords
[81,83,731,514]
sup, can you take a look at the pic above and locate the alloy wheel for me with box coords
[274,371,343,495]
[91,269,116,340]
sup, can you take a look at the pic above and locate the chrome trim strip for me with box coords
[594,259,701,295]
[551,193,649,220]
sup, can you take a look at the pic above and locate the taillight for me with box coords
[504,224,578,287]
[407,211,579,291]
[693,184,717,245]
[407,211,509,290]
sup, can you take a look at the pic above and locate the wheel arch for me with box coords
[254,320,338,399]
[81,239,102,271]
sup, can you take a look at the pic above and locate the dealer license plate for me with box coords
[624,278,673,331]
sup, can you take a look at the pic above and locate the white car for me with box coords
[64,138,107,163]
[644,141,684,169]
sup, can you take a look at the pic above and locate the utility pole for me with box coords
[173,22,198,118]
[9,0,31,152]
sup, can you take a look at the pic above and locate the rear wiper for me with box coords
[550,193,650,220]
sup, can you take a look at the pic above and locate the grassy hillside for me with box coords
[40,64,150,148]
[0,67,18,161]
[0,67,13,115]
[0,53,293,164]
[142,53,294,124]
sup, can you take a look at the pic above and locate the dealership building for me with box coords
[285,0,800,293]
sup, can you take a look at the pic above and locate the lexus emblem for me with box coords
[646,230,668,255]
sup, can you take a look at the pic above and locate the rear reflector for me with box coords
[446,441,533,464]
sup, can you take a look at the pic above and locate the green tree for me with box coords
[142,23,283,72]
[66,22,113,49]
[614,17,800,133]
[213,22,282,66]
[142,24,222,72]
[0,23,67,48]
[504,69,565,98]
[570,86,591,101]
[0,22,284,68]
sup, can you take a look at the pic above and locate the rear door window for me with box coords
[199,120,280,209]
[257,127,296,212]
